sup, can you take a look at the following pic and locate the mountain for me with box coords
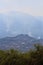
[0,34,43,52]
[0,12,43,38]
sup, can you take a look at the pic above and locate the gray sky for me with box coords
[0,0,43,16]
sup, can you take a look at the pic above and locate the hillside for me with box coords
[0,34,43,52]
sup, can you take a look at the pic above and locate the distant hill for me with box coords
[0,34,43,52]
[0,12,43,38]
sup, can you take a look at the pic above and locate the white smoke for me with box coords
[37,37,40,39]
[3,16,13,32]
[28,32,33,37]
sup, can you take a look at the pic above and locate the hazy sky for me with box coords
[0,0,43,16]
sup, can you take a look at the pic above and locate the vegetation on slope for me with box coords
[0,44,43,65]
